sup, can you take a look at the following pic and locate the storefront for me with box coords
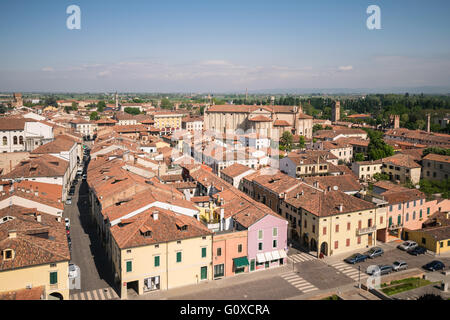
[143,276,160,292]
[232,257,249,274]
[254,249,287,270]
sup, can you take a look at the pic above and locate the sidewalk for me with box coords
[131,264,292,300]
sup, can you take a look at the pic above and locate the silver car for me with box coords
[392,260,408,271]
[397,240,417,251]
[68,263,79,279]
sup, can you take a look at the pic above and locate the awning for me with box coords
[271,250,281,260]
[256,253,266,263]
[264,251,273,261]
[233,257,249,268]
[279,250,287,258]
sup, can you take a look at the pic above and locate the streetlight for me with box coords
[358,266,361,289]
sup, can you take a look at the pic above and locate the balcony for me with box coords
[388,224,403,230]
[356,225,377,236]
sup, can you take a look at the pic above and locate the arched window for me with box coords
[13,136,18,145]
[2,136,6,146]
[19,136,24,145]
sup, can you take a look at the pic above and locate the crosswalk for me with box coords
[287,252,317,264]
[331,261,368,282]
[280,271,319,293]
[70,287,119,300]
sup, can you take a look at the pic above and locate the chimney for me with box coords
[36,214,42,223]
[426,114,431,133]
[8,230,17,238]
[57,216,61,222]
[153,211,159,221]
[313,181,318,188]
[338,204,343,212]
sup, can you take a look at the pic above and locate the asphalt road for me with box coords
[64,170,116,295]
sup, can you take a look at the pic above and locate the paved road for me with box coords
[64,170,118,300]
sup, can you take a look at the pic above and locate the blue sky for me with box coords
[0,0,449,92]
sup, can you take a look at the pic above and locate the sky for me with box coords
[0,0,450,93]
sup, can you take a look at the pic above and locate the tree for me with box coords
[90,111,100,121]
[97,101,106,112]
[423,147,450,157]
[373,172,390,181]
[71,101,78,110]
[298,135,305,149]
[280,131,293,152]
[160,98,173,110]
[44,96,58,107]
[0,104,7,114]
[366,129,394,160]
[313,124,323,132]
[354,153,365,162]
[124,107,141,115]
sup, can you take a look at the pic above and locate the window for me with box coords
[49,272,58,285]
[258,230,263,240]
[413,200,416,207]
[217,248,222,256]
[2,137,7,145]
[201,247,207,258]
[440,242,443,248]
[335,224,339,233]
[427,207,430,215]
[358,220,362,229]
[273,239,277,248]
[13,136,18,145]
[19,136,23,145]
[176,252,182,263]
[273,227,278,237]
[421,238,426,245]
[389,205,393,212]
[154,256,160,267]
[258,242,263,251]
[420,210,422,218]
[304,220,307,228]
[4,249,13,260]
[406,202,409,209]
[412,211,416,220]
[126,261,132,272]
[406,213,409,222]
[398,204,402,210]
[357,236,361,244]
[334,241,339,249]
[323,227,327,235]
[312,225,315,233]
[238,244,242,253]
[347,222,351,231]
[346,239,350,247]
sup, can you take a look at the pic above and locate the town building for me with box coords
[421,153,450,181]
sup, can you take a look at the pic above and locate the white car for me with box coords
[397,240,418,251]
[65,218,70,229]
[65,197,72,205]
[392,260,408,272]
[68,263,79,279]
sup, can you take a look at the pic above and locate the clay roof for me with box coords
[249,115,272,122]
[220,163,254,178]
[0,117,27,131]
[2,154,68,179]
[14,181,63,202]
[273,120,291,126]
[303,174,361,193]
[0,286,44,300]
[0,205,70,271]
[422,153,450,164]
[382,153,421,168]
[110,206,212,249]
[381,189,425,204]
[31,136,76,154]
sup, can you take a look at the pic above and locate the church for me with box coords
[204,104,313,139]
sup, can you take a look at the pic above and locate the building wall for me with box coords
[0,152,29,175]
[0,129,26,153]
[117,235,213,299]
[422,158,450,181]
[382,164,421,184]
[212,230,248,278]
[0,261,69,300]
[403,229,450,254]
[247,214,288,271]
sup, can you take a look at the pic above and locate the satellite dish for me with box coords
[333,185,339,191]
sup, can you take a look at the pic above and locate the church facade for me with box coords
[204,105,313,139]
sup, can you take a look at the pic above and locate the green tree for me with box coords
[366,129,394,160]
[298,135,305,149]
[372,172,390,181]
[97,101,106,112]
[354,153,365,162]
[313,124,323,132]
[90,111,100,121]
[124,107,141,115]
[280,131,293,152]
[71,101,78,110]
[160,98,173,110]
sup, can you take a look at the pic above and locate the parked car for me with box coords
[65,218,70,229]
[67,235,72,247]
[344,253,369,264]
[66,228,70,235]
[365,247,384,259]
[423,260,445,272]
[366,265,393,276]
[82,174,87,180]
[408,246,427,256]
[68,263,79,279]
[392,260,408,272]
[65,197,72,205]
[397,240,418,251]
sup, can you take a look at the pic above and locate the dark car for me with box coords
[365,247,384,259]
[344,253,369,264]
[408,246,427,256]
[423,260,445,272]
[367,264,393,276]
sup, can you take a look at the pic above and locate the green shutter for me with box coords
[126,261,132,272]
[200,266,207,280]
[250,259,255,271]
[176,252,182,263]
[201,247,206,258]
[154,256,160,267]
[50,272,58,284]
